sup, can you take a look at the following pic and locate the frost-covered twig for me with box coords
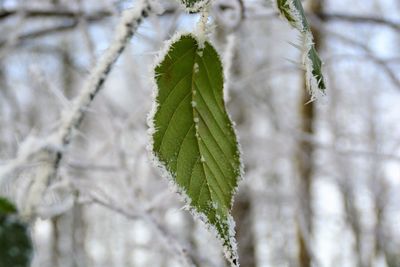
[0,0,155,218]
[273,0,326,100]
[85,190,198,267]
[56,0,152,151]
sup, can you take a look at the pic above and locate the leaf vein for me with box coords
[157,92,191,152]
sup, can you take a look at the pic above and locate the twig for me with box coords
[0,0,154,218]
[66,162,121,172]
[0,16,105,49]
[320,27,400,90]
[245,8,400,32]
[86,191,198,267]
[315,12,400,32]
[0,5,177,49]
[0,8,113,20]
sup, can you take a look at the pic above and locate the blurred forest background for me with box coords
[0,0,399,266]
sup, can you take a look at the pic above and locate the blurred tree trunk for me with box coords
[50,39,87,267]
[229,42,257,267]
[214,8,258,266]
[371,176,389,267]
[369,2,395,264]
[383,7,400,264]
[232,188,256,267]
[230,44,257,267]
[295,1,325,266]
[341,184,364,267]
[326,29,365,267]
[366,76,390,267]
[61,43,75,99]
[52,211,74,267]
[184,214,202,267]
[72,204,87,267]
[295,90,314,267]
[0,62,20,155]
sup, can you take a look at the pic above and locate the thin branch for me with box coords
[322,28,400,90]
[246,8,400,32]
[0,0,154,217]
[55,2,151,154]
[66,162,121,172]
[85,192,199,267]
[0,5,177,49]
[315,12,400,32]
[2,5,399,31]
[296,132,400,163]
[237,122,400,163]
[0,8,113,21]
[0,16,105,48]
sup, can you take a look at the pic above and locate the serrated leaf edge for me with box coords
[147,31,243,266]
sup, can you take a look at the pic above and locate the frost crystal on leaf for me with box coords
[148,33,242,266]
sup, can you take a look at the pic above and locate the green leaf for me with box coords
[0,197,17,215]
[308,46,326,91]
[150,34,241,266]
[277,0,309,32]
[0,198,33,267]
[275,0,326,94]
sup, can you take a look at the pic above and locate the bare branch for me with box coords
[315,12,400,32]
[85,191,199,267]
[0,0,154,218]
[0,16,106,48]
[0,8,112,21]
[323,28,400,90]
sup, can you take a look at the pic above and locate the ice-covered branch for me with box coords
[0,0,155,218]
[56,0,152,150]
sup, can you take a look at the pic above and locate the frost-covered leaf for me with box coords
[0,197,17,215]
[277,0,308,31]
[275,0,326,96]
[180,0,209,12]
[149,34,241,266]
[0,197,33,267]
[308,45,325,91]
